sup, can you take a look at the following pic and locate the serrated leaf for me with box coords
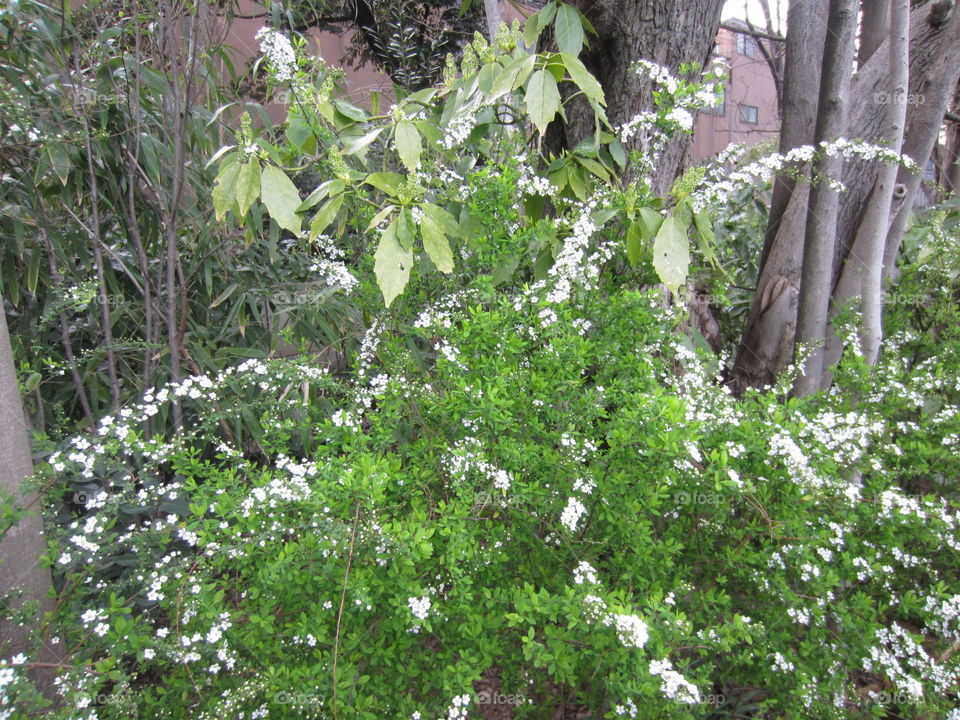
[637,207,664,241]
[260,165,302,234]
[560,53,604,105]
[309,194,344,237]
[653,215,690,294]
[526,69,561,134]
[374,221,412,307]
[395,120,422,172]
[333,98,368,122]
[367,204,396,232]
[397,208,417,251]
[235,159,261,216]
[554,4,584,56]
[420,214,454,273]
[212,159,240,221]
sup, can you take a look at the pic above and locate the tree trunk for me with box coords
[856,0,910,366]
[734,0,960,393]
[793,0,859,397]
[0,300,59,699]
[483,0,502,41]
[858,0,890,68]
[562,0,725,195]
[731,0,828,394]
[882,3,960,276]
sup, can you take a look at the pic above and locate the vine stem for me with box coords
[332,502,361,720]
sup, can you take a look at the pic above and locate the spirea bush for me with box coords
[5,214,960,719]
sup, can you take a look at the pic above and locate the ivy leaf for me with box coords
[554,4,584,56]
[653,215,690,294]
[395,120,422,172]
[374,220,413,307]
[235,159,261,217]
[526,69,561,135]
[420,213,454,273]
[212,158,240,221]
[260,165,301,234]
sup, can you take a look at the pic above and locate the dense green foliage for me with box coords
[2,2,960,719]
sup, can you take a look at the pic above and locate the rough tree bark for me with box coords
[559,0,726,195]
[730,0,828,393]
[0,302,58,698]
[734,0,960,393]
[793,0,859,397]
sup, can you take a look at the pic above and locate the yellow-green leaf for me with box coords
[260,165,301,234]
[554,4,584,56]
[212,159,240,221]
[395,120,422,172]
[653,215,690,294]
[526,69,561,135]
[309,194,344,238]
[374,220,413,307]
[235,158,261,216]
[421,214,454,273]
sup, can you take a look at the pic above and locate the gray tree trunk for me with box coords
[838,0,910,366]
[483,0,502,41]
[562,0,726,195]
[858,0,890,68]
[731,0,829,394]
[0,301,58,698]
[793,0,859,397]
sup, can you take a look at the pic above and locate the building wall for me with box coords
[691,25,780,161]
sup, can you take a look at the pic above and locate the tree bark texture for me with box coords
[793,0,859,397]
[731,0,828,394]
[562,0,725,195]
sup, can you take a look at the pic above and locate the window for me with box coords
[702,86,726,116]
[736,32,757,57]
[739,104,759,124]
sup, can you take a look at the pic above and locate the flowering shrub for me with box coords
[4,4,960,720]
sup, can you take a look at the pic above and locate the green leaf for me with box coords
[526,69,561,135]
[560,53,604,105]
[47,144,72,185]
[235,159,261,217]
[491,54,536,100]
[211,282,238,309]
[342,127,384,155]
[395,120,422,172]
[420,214,454,273]
[637,207,664,241]
[212,158,240,221]
[422,203,462,238]
[367,204,397,232]
[260,165,302,234]
[397,208,417,251]
[626,221,644,267]
[653,215,690,294]
[554,4,584,56]
[333,99,368,122]
[309,194,345,238]
[374,220,413,307]
[364,172,406,197]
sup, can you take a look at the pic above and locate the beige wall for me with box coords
[692,25,780,161]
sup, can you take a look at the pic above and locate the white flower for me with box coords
[256,27,297,82]
[560,497,587,532]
